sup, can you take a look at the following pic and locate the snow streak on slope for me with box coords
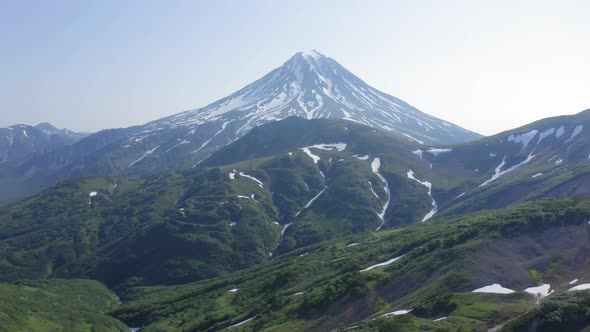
[479,153,535,187]
[294,186,328,218]
[281,185,328,241]
[128,146,160,168]
[360,255,404,272]
[227,316,257,328]
[239,172,264,188]
[407,170,437,221]
[371,158,391,231]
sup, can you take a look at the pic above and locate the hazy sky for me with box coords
[1,0,588,135]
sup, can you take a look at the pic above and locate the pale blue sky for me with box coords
[1,0,588,135]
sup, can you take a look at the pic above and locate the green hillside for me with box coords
[110,198,590,331]
[0,279,128,332]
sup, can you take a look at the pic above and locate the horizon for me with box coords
[2,1,589,136]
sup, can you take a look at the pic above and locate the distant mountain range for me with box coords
[0,122,88,166]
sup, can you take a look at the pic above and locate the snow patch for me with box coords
[565,125,583,143]
[532,173,543,178]
[538,128,555,143]
[229,288,239,292]
[570,279,579,285]
[524,284,552,298]
[299,143,347,164]
[381,309,412,317]
[301,147,320,164]
[555,159,563,165]
[427,148,452,156]
[569,283,590,292]
[412,149,423,159]
[555,125,566,138]
[89,192,98,197]
[507,130,538,150]
[472,283,515,294]
[347,243,359,247]
[307,143,347,151]
[353,154,369,160]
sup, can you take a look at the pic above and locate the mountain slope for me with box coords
[426,108,590,217]
[205,110,590,226]
[2,114,590,291]
[111,198,590,331]
[141,50,480,158]
[122,50,479,174]
[0,119,429,289]
[0,51,481,205]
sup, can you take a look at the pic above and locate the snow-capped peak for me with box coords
[133,51,481,161]
[300,49,325,61]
